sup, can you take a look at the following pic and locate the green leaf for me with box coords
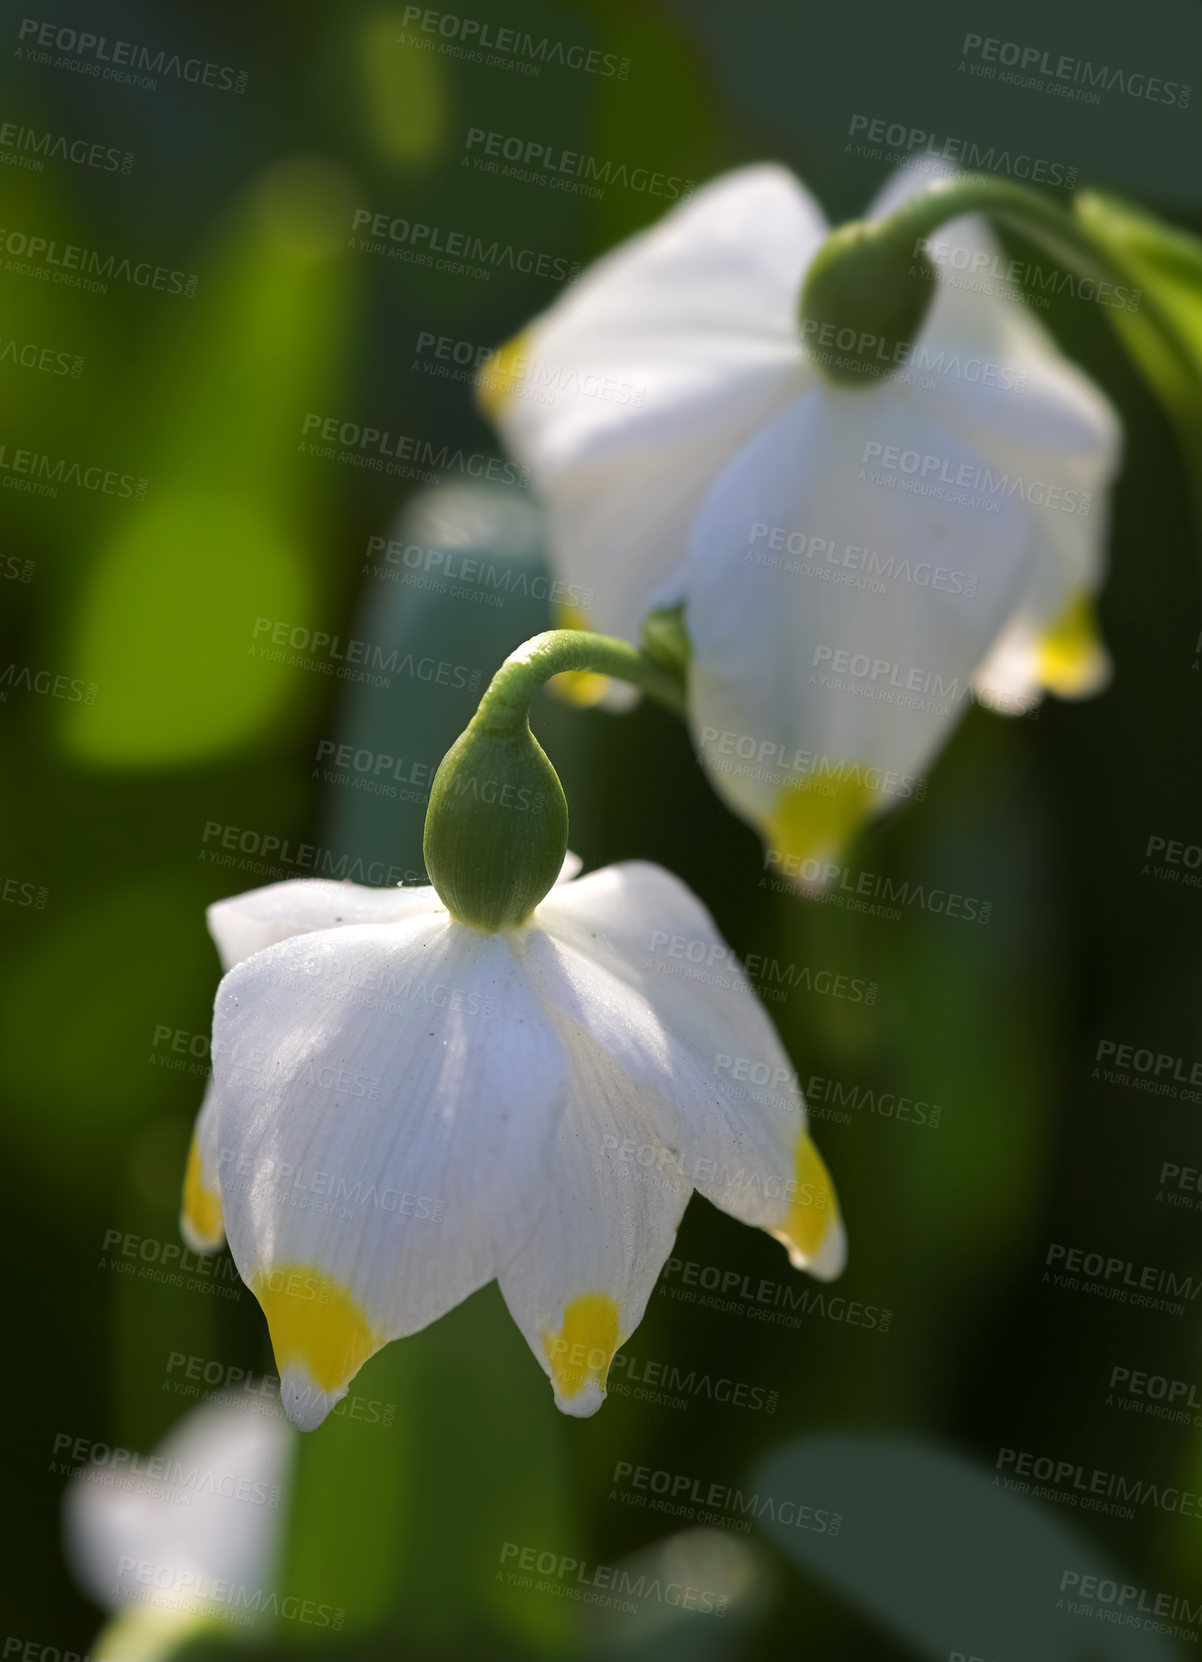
[1074,191,1202,443]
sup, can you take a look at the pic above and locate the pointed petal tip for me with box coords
[279,1364,345,1432]
[808,1213,848,1281]
[178,1210,226,1255]
[766,1134,846,1279]
[769,1211,847,1281]
[553,1379,607,1418]
[181,1134,225,1253]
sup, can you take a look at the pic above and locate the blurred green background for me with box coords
[4,0,1202,1657]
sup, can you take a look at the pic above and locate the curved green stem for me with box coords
[422,630,685,929]
[471,629,688,731]
[878,174,1200,413]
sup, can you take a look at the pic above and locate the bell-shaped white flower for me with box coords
[63,1396,293,1658]
[481,164,1121,867]
[183,860,843,1428]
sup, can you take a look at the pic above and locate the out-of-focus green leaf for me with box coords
[755,1434,1176,1660]
[361,8,449,166]
[62,157,359,768]
[0,873,214,1171]
[1075,192,1202,442]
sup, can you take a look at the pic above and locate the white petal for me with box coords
[532,863,843,1274]
[495,164,824,478]
[208,877,444,971]
[490,165,822,639]
[210,916,569,1428]
[539,428,759,639]
[63,1397,292,1614]
[866,161,1121,476]
[497,1022,690,1417]
[684,382,1032,858]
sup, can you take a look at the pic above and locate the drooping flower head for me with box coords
[480,164,1121,870]
[183,858,843,1428]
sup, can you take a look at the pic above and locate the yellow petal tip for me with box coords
[476,328,531,423]
[766,773,880,877]
[767,1135,845,1280]
[542,1293,622,1416]
[181,1135,224,1252]
[1036,591,1110,698]
[251,1264,382,1425]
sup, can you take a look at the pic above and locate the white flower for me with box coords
[63,1396,293,1658]
[481,164,1121,868]
[182,860,843,1428]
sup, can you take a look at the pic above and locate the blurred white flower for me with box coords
[63,1396,293,1660]
[481,164,1121,867]
[182,860,843,1428]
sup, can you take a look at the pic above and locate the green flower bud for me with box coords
[799,220,937,387]
[423,713,569,931]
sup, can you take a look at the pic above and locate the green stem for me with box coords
[471,629,688,731]
[880,174,1200,412]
